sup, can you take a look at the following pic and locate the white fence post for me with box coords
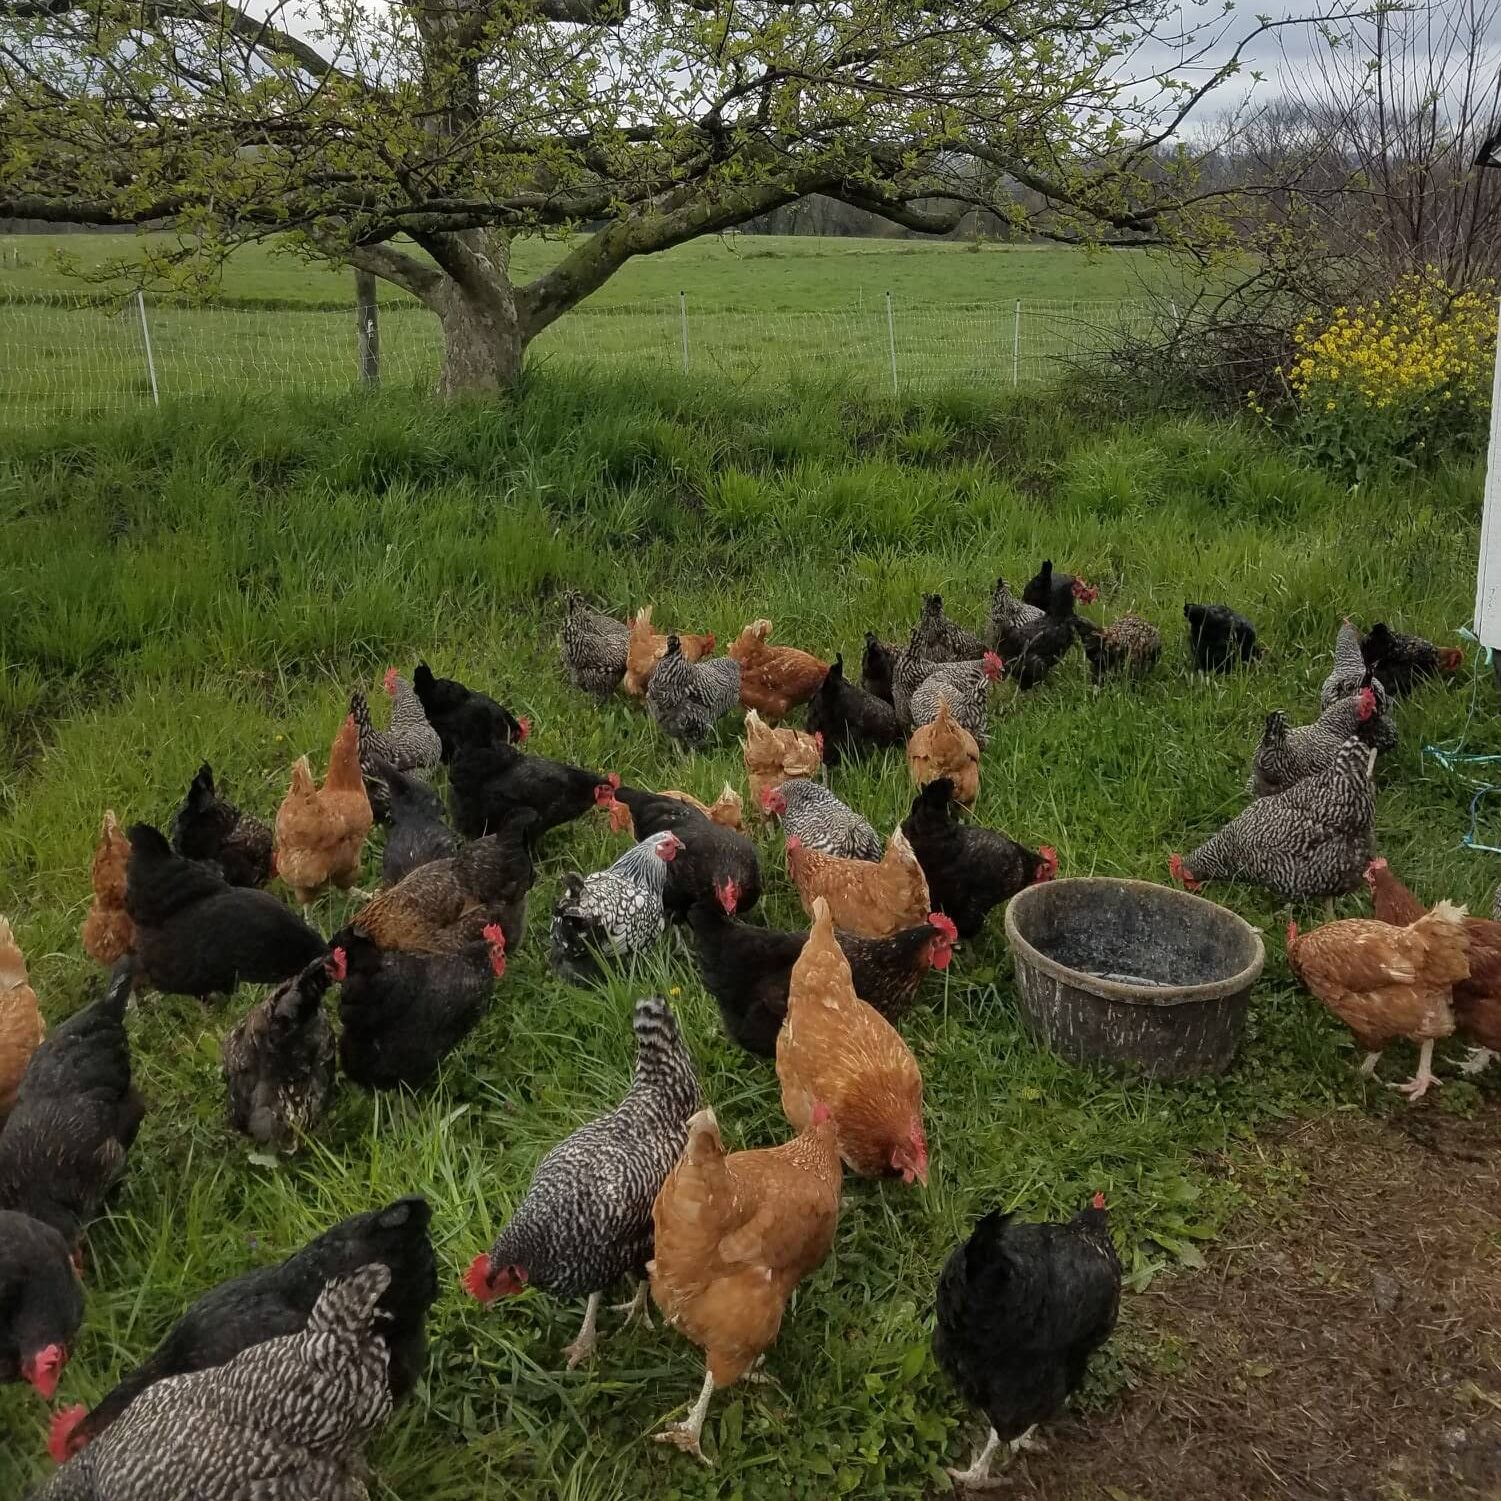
[1012,298,1021,387]
[886,290,899,398]
[355,270,380,386]
[1471,296,1501,648]
[679,290,689,374]
[136,291,160,406]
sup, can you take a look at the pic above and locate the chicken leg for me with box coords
[947,1428,1001,1491]
[1390,1037,1441,1100]
[654,1366,716,1466]
[564,1291,601,1369]
[611,1280,653,1330]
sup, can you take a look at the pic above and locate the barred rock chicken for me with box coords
[273,717,373,905]
[0,961,143,1250]
[647,636,743,747]
[1074,612,1162,683]
[761,778,881,862]
[742,709,822,807]
[560,589,631,699]
[0,1210,82,1403]
[126,823,326,998]
[608,784,761,919]
[805,653,903,766]
[1171,738,1376,901]
[351,810,536,956]
[906,699,982,807]
[934,1198,1120,1491]
[48,1197,437,1461]
[1366,859,1501,1077]
[986,577,1044,655]
[351,669,441,780]
[222,951,341,1149]
[1361,621,1463,697]
[648,1103,841,1464]
[0,917,45,1122]
[688,881,955,1055]
[334,926,504,1091]
[777,897,928,1184]
[1022,560,1098,613]
[908,653,1004,747]
[1248,685,1393,798]
[1185,601,1259,672]
[1287,902,1469,1099]
[81,811,135,969]
[33,1263,403,1501]
[450,741,616,841]
[727,619,828,721]
[902,778,1057,939]
[168,765,274,889]
[549,831,683,984]
[912,593,987,662]
[372,763,460,885]
[787,829,931,938]
[466,997,700,1368]
[412,661,525,760]
[622,606,717,697]
[1320,618,1369,708]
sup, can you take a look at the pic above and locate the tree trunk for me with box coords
[432,274,525,398]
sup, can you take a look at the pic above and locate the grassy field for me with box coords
[0,372,1495,1500]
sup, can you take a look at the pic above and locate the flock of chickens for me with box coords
[0,557,1489,1498]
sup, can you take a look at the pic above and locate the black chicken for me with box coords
[934,1198,1121,1490]
[125,823,326,999]
[805,653,903,767]
[372,762,461,884]
[1184,601,1259,672]
[0,1210,83,1402]
[902,779,1056,938]
[0,961,144,1250]
[1360,621,1463,697]
[412,662,525,761]
[1021,560,1098,614]
[168,764,275,888]
[1002,590,1079,690]
[861,631,900,705]
[47,1196,438,1463]
[449,742,617,841]
[611,784,761,919]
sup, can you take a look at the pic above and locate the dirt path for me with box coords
[1012,1102,1501,1501]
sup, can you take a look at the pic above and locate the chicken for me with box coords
[1248,685,1394,798]
[761,778,881,861]
[334,926,504,1091]
[727,619,829,721]
[1074,612,1162,683]
[1365,859,1501,1077]
[168,765,274,889]
[1007,593,1079,690]
[1184,601,1259,672]
[909,654,1004,747]
[34,1263,404,1501]
[776,896,928,1183]
[351,669,441,782]
[934,1197,1120,1491]
[372,762,460,884]
[559,589,631,698]
[911,592,987,662]
[0,916,45,1122]
[350,810,535,956]
[688,880,954,1056]
[861,631,901,704]
[0,961,144,1251]
[1287,902,1469,1099]
[787,828,931,938]
[222,951,341,1149]
[1170,737,1375,901]
[1,1210,82,1403]
[273,717,373,905]
[742,709,822,807]
[1320,618,1368,708]
[648,1103,841,1464]
[805,653,903,766]
[906,699,981,807]
[622,606,717,697]
[986,576,1044,654]
[80,811,135,968]
[449,741,617,841]
[125,823,326,998]
[466,998,700,1368]
[902,778,1057,938]
[549,831,683,983]
[1022,560,1098,613]
[1361,621,1463,696]
[647,636,743,747]
[412,661,525,760]
[657,784,745,832]
[48,1197,436,1461]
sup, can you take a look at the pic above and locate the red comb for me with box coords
[813,730,825,755]
[928,912,958,941]
[327,948,348,983]
[48,1405,88,1464]
[517,717,531,743]
[383,667,398,695]
[482,923,505,947]
[463,1254,499,1303]
[1091,1191,1106,1211]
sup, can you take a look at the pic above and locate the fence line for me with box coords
[0,290,1162,427]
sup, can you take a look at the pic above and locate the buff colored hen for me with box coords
[622,607,716,697]
[0,916,45,1121]
[81,810,135,967]
[274,716,373,904]
[905,698,980,807]
[786,828,930,938]
[742,709,822,808]
[727,620,829,722]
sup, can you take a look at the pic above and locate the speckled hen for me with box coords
[549,831,683,983]
[560,590,631,698]
[646,637,742,747]
[761,778,882,862]
[1247,684,1394,798]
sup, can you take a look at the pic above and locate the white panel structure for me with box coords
[1473,298,1501,648]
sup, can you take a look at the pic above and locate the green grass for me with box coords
[0,372,1495,1500]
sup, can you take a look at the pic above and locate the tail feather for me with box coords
[1409,900,1471,986]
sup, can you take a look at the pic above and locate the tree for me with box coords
[0,0,1329,394]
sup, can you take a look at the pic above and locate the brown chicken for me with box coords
[742,710,822,808]
[905,698,981,807]
[727,620,829,721]
[0,916,45,1122]
[81,810,135,967]
[786,828,930,938]
[1366,858,1501,1076]
[274,716,374,904]
[1286,901,1469,1099]
[649,1103,842,1465]
[777,896,928,1184]
[622,606,716,697]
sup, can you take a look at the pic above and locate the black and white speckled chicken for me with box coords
[221,951,340,1150]
[560,589,631,699]
[352,670,442,781]
[549,831,684,983]
[1074,613,1162,683]
[464,997,700,1368]
[761,778,882,861]
[986,577,1044,655]
[1172,736,1376,900]
[1360,621,1463,697]
[646,637,742,748]
[33,1263,402,1501]
[1319,619,1368,708]
[1247,684,1395,798]
[909,653,1005,747]
[912,593,987,662]
[168,764,274,889]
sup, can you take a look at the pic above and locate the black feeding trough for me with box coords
[1004,877,1265,1080]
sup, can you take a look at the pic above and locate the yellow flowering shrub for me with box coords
[1258,270,1497,474]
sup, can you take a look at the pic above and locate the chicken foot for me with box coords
[946,1428,1002,1491]
[611,1280,653,1330]
[1459,1047,1496,1076]
[654,1366,717,1466]
[564,1291,601,1369]
[1389,1037,1441,1100]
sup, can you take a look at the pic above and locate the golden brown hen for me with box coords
[741,709,822,808]
[786,828,930,937]
[727,620,829,721]
[0,916,45,1122]
[905,698,980,807]
[622,606,716,697]
[81,809,135,967]
[274,716,373,904]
